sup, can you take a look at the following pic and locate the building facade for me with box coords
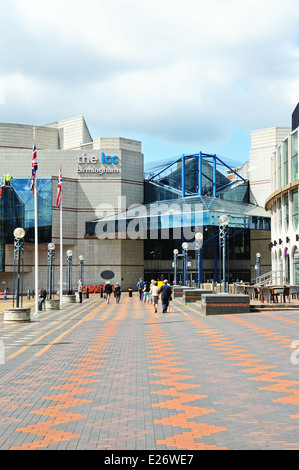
[0,116,144,292]
[265,104,299,285]
[0,113,280,294]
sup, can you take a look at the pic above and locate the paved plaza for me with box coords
[0,293,299,451]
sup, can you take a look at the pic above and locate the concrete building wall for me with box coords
[44,115,92,150]
[0,123,59,150]
[249,127,291,208]
[0,119,144,292]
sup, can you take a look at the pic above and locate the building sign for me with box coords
[77,152,120,174]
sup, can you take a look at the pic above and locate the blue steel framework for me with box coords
[146,152,246,198]
[86,152,270,283]
[144,152,266,284]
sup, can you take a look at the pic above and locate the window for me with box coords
[277,198,282,231]
[293,188,298,231]
[284,193,289,231]
[278,147,282,188]
[292,131,298,181]
[284,140,289,185]
[294,247,299,285]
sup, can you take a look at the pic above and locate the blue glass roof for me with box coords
[87,194,270,238]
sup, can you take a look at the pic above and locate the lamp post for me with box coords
[256,252,261,282]
[173,249,179,285]
[13,227,25,308]
[182,242,189,286]
[79,255,84,286]
[195,232,203,287]
[218,215,230,293]
[66,250,73,295]
[47,243,55,299]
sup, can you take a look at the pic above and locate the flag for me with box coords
[30,140,38,195]
[56,166,62,208]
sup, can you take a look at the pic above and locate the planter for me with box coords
[62,294,76,304]
[3,308,31,322]
[45,299,60,310]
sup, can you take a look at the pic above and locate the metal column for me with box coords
[181,154,186,197]
[198,152,202,196]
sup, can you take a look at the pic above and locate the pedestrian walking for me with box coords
[77,279,83,303]
[158,279,172,313]
[150,280,159,313]
[137,278,145,300]
[114,283,121,303]
[104,281,113,303]
[143,280,151,304]
[149,279,155,304]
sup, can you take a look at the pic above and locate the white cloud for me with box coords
[1,0,299,158]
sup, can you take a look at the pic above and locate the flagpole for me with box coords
[33,127,38,315]
[59,165,63,307]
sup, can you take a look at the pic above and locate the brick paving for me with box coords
[0,293,299,450]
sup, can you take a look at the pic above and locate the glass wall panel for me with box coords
[277,198,282,231]
[0,179,52,272]
[284,140,289,185]
[293,188,298,231]
[292,131,298,181]
[144,156,242,202]
[294,247,299,285]
[10,179,52,242]
[0,186,24,271]
[284,193,289,231]
[278,147,282,188]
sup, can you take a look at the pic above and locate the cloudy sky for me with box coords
[0,0,298,165]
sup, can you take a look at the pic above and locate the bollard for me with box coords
[128,288,133,297]
[4,289,7,300]
[27,289,30,300]
[86,287,89,299]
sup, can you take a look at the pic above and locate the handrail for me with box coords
[256,270,287,286]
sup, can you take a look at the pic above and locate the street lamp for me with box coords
[173,249,179,285]
[256,252,261,282]
[79,255,84,286]
[218,215,230,292]
[47,243,55,299]
[195,232,203,287]
[66,249,73,294]
[182,242,189,286]
[13,227,25,308]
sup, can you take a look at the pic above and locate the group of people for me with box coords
[137,278,172,313]
[103,281,121,304]
[39,277,172,313]
[38,279,122,309]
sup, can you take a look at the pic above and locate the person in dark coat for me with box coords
[104,281,113,303]
[38,287,47,310]
[158,279,172,313]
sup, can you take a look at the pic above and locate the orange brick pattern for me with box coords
[182,310,299,449]
[1,295,299,449]
[9,302,117,450]
[145,320,228,449]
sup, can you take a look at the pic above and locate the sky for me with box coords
[0,0,298,166]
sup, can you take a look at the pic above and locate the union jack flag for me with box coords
[56,166,62,208]
[30,140,38,195]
